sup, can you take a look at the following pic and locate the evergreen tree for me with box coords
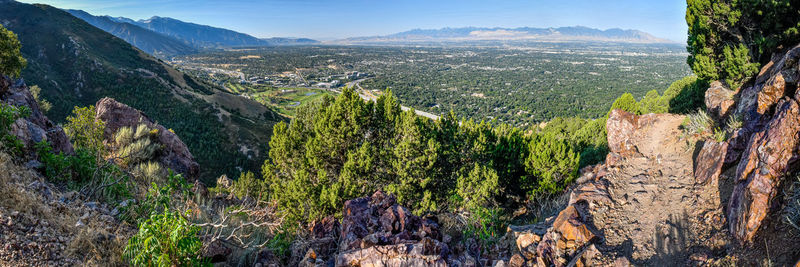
[0,25,26,77]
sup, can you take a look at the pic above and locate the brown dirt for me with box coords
[588,114,733,265]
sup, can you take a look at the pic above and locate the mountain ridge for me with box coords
[331,25,676,45]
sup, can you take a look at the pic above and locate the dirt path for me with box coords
[590,114,729,265]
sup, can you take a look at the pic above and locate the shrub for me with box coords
[608,93,640,115]
[686,0,799,88]
[639,89,669,114]
[64,105,105,155]
[29,85,52,114]
[0,103,29,155]
[123,210,207,266]
[230,171,265,199]
[456,163,500,211]
[684,109,714,135]
[524,133,579,196]
[664,76,709,114]
[0,25,26,78]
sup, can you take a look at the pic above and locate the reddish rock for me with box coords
[551,206,596,249]
[737,44,800,133]
[337,191,448,266]
[694,141,728,185]
[606,109,639,156]
[95,97,199,179]
[705,81,735,120]
[729,98,800,243]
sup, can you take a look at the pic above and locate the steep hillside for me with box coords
[65,9,197,57]
[131,16,319,48]
[0,0,285,183]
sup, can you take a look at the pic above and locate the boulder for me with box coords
[95,97,199,179]
[693,141,728,185]
[336,191,448,267]
[728,98,800,243]
[1,75,73,155]
[606,109,639,156]
[704,81,735,120]
[536,205,597,267]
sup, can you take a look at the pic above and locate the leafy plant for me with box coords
[0,24,26,77]
[64,105,106,155]
[123,210,208,267]
[0,103,29,155]
[608,92,640,115]
[684,109,714,135]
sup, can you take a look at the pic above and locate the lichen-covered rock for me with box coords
[95,97,199,179]
[694,141,728,185]
[729,98,800,243]
[606,109,639,156]
[705,81,735,120]
[536,205,597,267]
[1,75,73,155]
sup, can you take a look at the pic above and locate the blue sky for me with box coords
[19,0,689,42]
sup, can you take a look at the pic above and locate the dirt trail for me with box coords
[590,114,730,265]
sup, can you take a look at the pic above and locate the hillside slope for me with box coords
[0,0,285,183]
[65,9,197,57]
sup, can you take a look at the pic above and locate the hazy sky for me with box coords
[19,0,689,42]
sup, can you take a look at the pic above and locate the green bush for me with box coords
[262,88,586,227]
[0,103,29,155]
[0,24,26,77]
[123,210,207,267]
[524,133,580,196]
[609,93,640,115]
[64,105,106,155]
[686,0,800,88]
[664,76,709,114]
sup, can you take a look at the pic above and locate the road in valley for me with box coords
[345,79,440,120]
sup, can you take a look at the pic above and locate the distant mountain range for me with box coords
[330,26,676,45]
[65,9,319,56]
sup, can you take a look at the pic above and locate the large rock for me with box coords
[606,109,640,156]
[336,191,448,266]
[95,97,199,179]
[704,81,735,120]
[1,75,73,155]
[536,205,597,267]
[693,141,728,185]
[728,98,800,243]
[737,44,800,133]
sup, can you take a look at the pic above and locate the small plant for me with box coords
[123,210,208,266]
[683,109,714,135]
[0,103,29,156]
[713,128,728,142]
[726,114,743,130]
[784,175,800,232]
[462,206,505,248]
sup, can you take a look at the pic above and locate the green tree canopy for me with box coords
[686,0,800,88]
[0,24,26,77]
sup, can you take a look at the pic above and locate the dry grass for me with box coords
[0,152,132,266]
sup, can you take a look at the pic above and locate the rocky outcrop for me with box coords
[705,81,736,120]
[606,109,640,156]
[1,75,73,155]
[723,43,800,244]
[728,98,800,242]
[336,191,448,266]
[694,141,728,185]
[95,97,199,179]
